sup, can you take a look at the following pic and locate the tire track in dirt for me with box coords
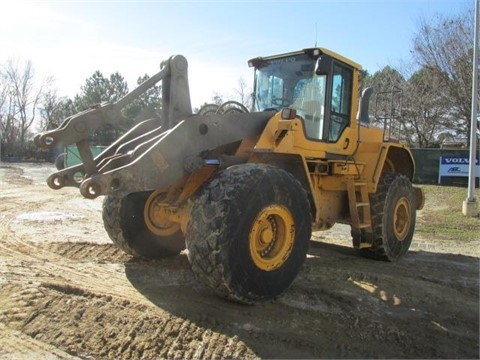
[35,242,131,262]
[0,232,256,358]
[0,165,33,186]
[1,221,195,304]
[0,259,257,359]
[0,323,78,360]
[0,173,192,307]
[1,217,162,309]
[1,164,479,359]
[1,166,257,358]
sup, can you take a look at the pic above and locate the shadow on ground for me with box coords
[124,241,480,359]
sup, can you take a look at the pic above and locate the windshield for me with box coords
[254,53,327,140]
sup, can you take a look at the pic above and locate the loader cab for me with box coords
[249,48,359,143]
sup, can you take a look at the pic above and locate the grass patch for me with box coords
[416,185,480,241]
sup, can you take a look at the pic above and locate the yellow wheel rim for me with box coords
[393,197,411,241]
[144,190,180,236]
[249,205,295,271]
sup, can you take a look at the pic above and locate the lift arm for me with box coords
[35,55,193,176]
[35,55,272,199]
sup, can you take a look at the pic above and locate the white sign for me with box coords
[438,155,480,183]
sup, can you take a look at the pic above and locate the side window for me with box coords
[329,64,353,141]
[270,76,284,103]
[256,73,284,110]
[292,76,326,140]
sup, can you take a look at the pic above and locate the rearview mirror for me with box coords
[315,55,332,75]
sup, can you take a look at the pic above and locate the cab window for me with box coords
[292,76,326,140]
[329,63,353,141]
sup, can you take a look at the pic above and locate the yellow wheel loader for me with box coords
[35,48,424,303]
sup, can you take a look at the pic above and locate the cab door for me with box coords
[326,62,354,143]
[315,55,358,155]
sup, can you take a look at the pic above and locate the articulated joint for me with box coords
[144,190,190,235]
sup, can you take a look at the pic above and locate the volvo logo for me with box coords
[444,158,469,164]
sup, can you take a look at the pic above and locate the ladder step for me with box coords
[356,202,369,207]
[347,181,372,232]
[359,242,373,249]
[354,182,367,187]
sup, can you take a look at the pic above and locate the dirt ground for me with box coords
[0,163,478,359]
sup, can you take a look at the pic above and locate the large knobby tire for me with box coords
[353,173,416,261]
[185,164,312,303]
[102,191,185,258]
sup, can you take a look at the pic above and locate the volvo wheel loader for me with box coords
[35,48,424,303]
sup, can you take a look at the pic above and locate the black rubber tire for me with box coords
[55,153,66,170]
[352,173,416,261]
[185,164,312,303]
[102,192,185,258]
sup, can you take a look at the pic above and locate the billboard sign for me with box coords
[438,155,480,183]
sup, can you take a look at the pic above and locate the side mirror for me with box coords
[356,87,374,124]
[315,54,332,75]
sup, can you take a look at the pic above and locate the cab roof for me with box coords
[248,47,362,71]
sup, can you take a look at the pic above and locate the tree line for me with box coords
[0,8,477,161]
[364,10,477,148]
[0,63,162,161]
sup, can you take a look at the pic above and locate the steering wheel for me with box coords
[215,101,249,114]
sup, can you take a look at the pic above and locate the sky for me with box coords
[0,0,473,109]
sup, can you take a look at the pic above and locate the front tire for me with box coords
[185,164,312,303]
[353,173,416,261]
[103,192,185,258]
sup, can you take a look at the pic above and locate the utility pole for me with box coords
[463,0,480,217]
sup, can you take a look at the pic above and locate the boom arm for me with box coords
[35,55,272,199]
[35,55,193,176]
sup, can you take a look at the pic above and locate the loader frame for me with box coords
[35,48,425,303]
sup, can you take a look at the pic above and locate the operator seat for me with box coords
[301,100,324,140]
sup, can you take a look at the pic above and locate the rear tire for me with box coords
[185,164,312,303]
[103,192,185,258]
[353,173,416,261]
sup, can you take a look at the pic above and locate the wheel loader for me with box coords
[35,48,425,303]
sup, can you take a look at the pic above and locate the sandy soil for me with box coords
[0,163,478,359]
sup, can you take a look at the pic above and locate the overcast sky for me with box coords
[0,0,473,109]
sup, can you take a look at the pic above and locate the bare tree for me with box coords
[0,70,18,157]
[40,90,76,131]
[2,59,50,153]
[412,10,475,139]
[234,77,253,110]
[402,65,451,147]
[362,9,475,148]
[40,89,60,131]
